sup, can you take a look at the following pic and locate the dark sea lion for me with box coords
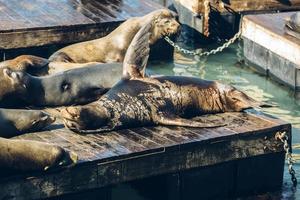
[0,109,55,138]
[0,55,49,76]
[48,9,180,69]
[0,109,77,172]
[61,20,263,133]
[285,12,300,39]
[0,63,123,107]
[0,138,77,171]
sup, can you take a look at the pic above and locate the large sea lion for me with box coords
[48,9,180,69]
[0,108,55,138]
[0,63,123,107]
[61,20,263,133]
[0,138,77,172]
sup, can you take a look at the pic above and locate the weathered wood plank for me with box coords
[243,37,300,90]
[0,0,163,49]
[242,12,300,89]
[176,0,300,14]
[242,12,300,65]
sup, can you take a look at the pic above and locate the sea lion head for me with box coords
[149,9,180,43]
[15,110,56,134]
[286,12,300,32]
[217,83,260,112]
[0,55,49,76]
[0,68,29,99]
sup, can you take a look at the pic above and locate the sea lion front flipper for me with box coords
[122,21,152,79]
[154,113,226,128]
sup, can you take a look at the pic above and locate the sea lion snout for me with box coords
[151,9,180,39]
[16,111,56,133]
[219,84,261,111]
[31,112,56,129]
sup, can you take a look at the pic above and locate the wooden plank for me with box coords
[177,0,300,14]
[117,129,162,149]
[130,127,178,146]
[243,37,300,90]
[0,23,120,49]
[242,12,300,66]
[0,0,163,49]
[174,0,199,14]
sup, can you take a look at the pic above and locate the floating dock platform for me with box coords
[0,0,173,61]
[0,111,291,199]
[174,0,300,39]
[0,0,161,49]
[242,12,300,91]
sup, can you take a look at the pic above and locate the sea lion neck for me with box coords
[25,75,45,104]
[197,86,226,114]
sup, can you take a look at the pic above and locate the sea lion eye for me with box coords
[61,81,71,92]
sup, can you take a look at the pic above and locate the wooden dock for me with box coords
[0,110,291,199]
[242,12,300,91]
[173,0,300,39]
[0,0,162,50]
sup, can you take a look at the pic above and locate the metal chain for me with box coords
[276,131,298,187]
[164,29,242,57]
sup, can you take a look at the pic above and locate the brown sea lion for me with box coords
[48,9,180,69]
[0,108,55,138]
[0,138,77,171]
[61,20,263,133]
[0,63,123,107]
[0,55,49,76]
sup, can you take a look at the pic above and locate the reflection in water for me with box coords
[150,41,300,199]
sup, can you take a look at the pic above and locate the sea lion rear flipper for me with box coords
[122,21,152,79]
[154,113,226,128]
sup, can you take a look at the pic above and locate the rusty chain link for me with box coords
[164,29,242,57]
[276,131,298,187]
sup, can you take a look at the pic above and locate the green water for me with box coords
[149,42,300,199]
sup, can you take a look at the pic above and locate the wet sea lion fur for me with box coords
[48,9,180,70]
[0,138,77,171]
[62,19,264,133]
[0,63,123,107]
[0,109,55,138]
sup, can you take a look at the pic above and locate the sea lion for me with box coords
[48,9,180,69]
[0,108,55,138]
[0,138,77,171]
[0,55,49,76]
[61,20,263,133]
[0,63,123,107]
[285,12,300,40]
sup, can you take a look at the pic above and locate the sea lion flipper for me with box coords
[122,21,152,79]
[155,114,226,128]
